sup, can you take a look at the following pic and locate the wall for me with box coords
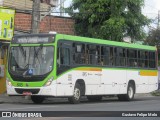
[15,12,75,35]
[0,47,8,94]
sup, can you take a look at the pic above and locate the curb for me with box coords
[0,100,4,104]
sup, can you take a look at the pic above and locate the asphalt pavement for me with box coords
[0,93,160,120]
[0,92,156,104]
[0,92,154,104]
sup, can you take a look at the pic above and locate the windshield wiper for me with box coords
[34,44,43,63]
[19,44,26,60]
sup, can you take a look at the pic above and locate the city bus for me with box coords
[6,33,158,104]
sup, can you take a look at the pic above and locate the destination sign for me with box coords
[11,34,55,44]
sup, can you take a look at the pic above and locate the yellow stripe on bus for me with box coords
[76,67,157,76]
[140,71,158,76]
[76,68,102,71]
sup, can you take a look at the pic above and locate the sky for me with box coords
[142,0,160,29]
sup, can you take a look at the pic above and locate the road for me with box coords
[0,94,160,120]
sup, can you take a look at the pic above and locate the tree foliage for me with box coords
[145,28,160,46]
[67,0,150,42]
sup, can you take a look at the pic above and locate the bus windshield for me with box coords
[9,46,54,76]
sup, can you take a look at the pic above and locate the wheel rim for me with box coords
[73,88,80,100]
[128,86,133,99]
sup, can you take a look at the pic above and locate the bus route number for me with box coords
[17,83,23,87]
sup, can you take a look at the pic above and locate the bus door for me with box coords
[56,41,73,96]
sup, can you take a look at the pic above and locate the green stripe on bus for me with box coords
[56,34,156,51]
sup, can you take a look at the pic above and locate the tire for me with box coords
[87,96,102,102]
[118,83,135,101]
[68,83,81,104]
[31,96,45,104]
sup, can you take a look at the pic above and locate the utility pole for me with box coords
[31,0,40,33]
[158,10,160,29]
[60,0,64,16]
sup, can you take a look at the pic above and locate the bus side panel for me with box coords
[83,70,101,95]
[148,76,158,93]
[56,70,101,96]
[137,75,148,93]
[101,69,127,95]
[127,70,149,93]
[56,70,97,96]
[56,71,75,96]
[126,70,158,94]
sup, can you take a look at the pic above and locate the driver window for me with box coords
[57,47,70,67]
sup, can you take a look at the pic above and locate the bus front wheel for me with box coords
[118,83,135,101]
[31,96,45,104]
[68,83,81,104]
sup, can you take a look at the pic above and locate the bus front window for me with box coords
[9,46,54,76]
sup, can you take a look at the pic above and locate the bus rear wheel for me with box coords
[68,83,81,104]
[118,83,135,101]
[87,96,102,102]
[31,96,45,104]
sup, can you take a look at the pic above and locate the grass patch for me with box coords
[151,90,160,96]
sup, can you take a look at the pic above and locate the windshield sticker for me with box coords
[28,69,33,75]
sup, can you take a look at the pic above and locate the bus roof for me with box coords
[56,34,156,51]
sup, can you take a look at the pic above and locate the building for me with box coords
[40,0,58,6]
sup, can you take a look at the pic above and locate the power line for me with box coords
[143,13,157,15]
[40,0,67,21]
[144,4,159,10]
[158,10,160,28]
[144,0,159,10]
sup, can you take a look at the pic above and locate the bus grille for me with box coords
[15,88,40,94]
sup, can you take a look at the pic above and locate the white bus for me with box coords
[7,33,158,104]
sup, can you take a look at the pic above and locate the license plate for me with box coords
[23,91,32,95]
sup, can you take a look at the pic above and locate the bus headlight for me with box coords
[6,77,12,86]
[44,77,54,87]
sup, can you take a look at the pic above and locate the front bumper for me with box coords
[7,83,57,96]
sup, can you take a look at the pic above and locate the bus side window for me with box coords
[57,47,60,67]
[96,46,101,65]
[133,50,137,67]
[101,46,109,66]
[88,44,97,65]
[128,49,137,67]
[114,47,118,66]
[85,45,89,64]
[118,48,125,66]
[140,51,145,68]
[72,43,76,64]
[137,51,140,67]
[109,47,114,66]
[149,52,156,68]
[144,51,149,68]
[74,43,85,64]
[61,48,70,66]
[123,48,126,66]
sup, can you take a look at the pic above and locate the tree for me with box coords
[67,0,150,42]
[145,28,160,46]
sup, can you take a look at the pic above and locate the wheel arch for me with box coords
[75,79,86,96]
